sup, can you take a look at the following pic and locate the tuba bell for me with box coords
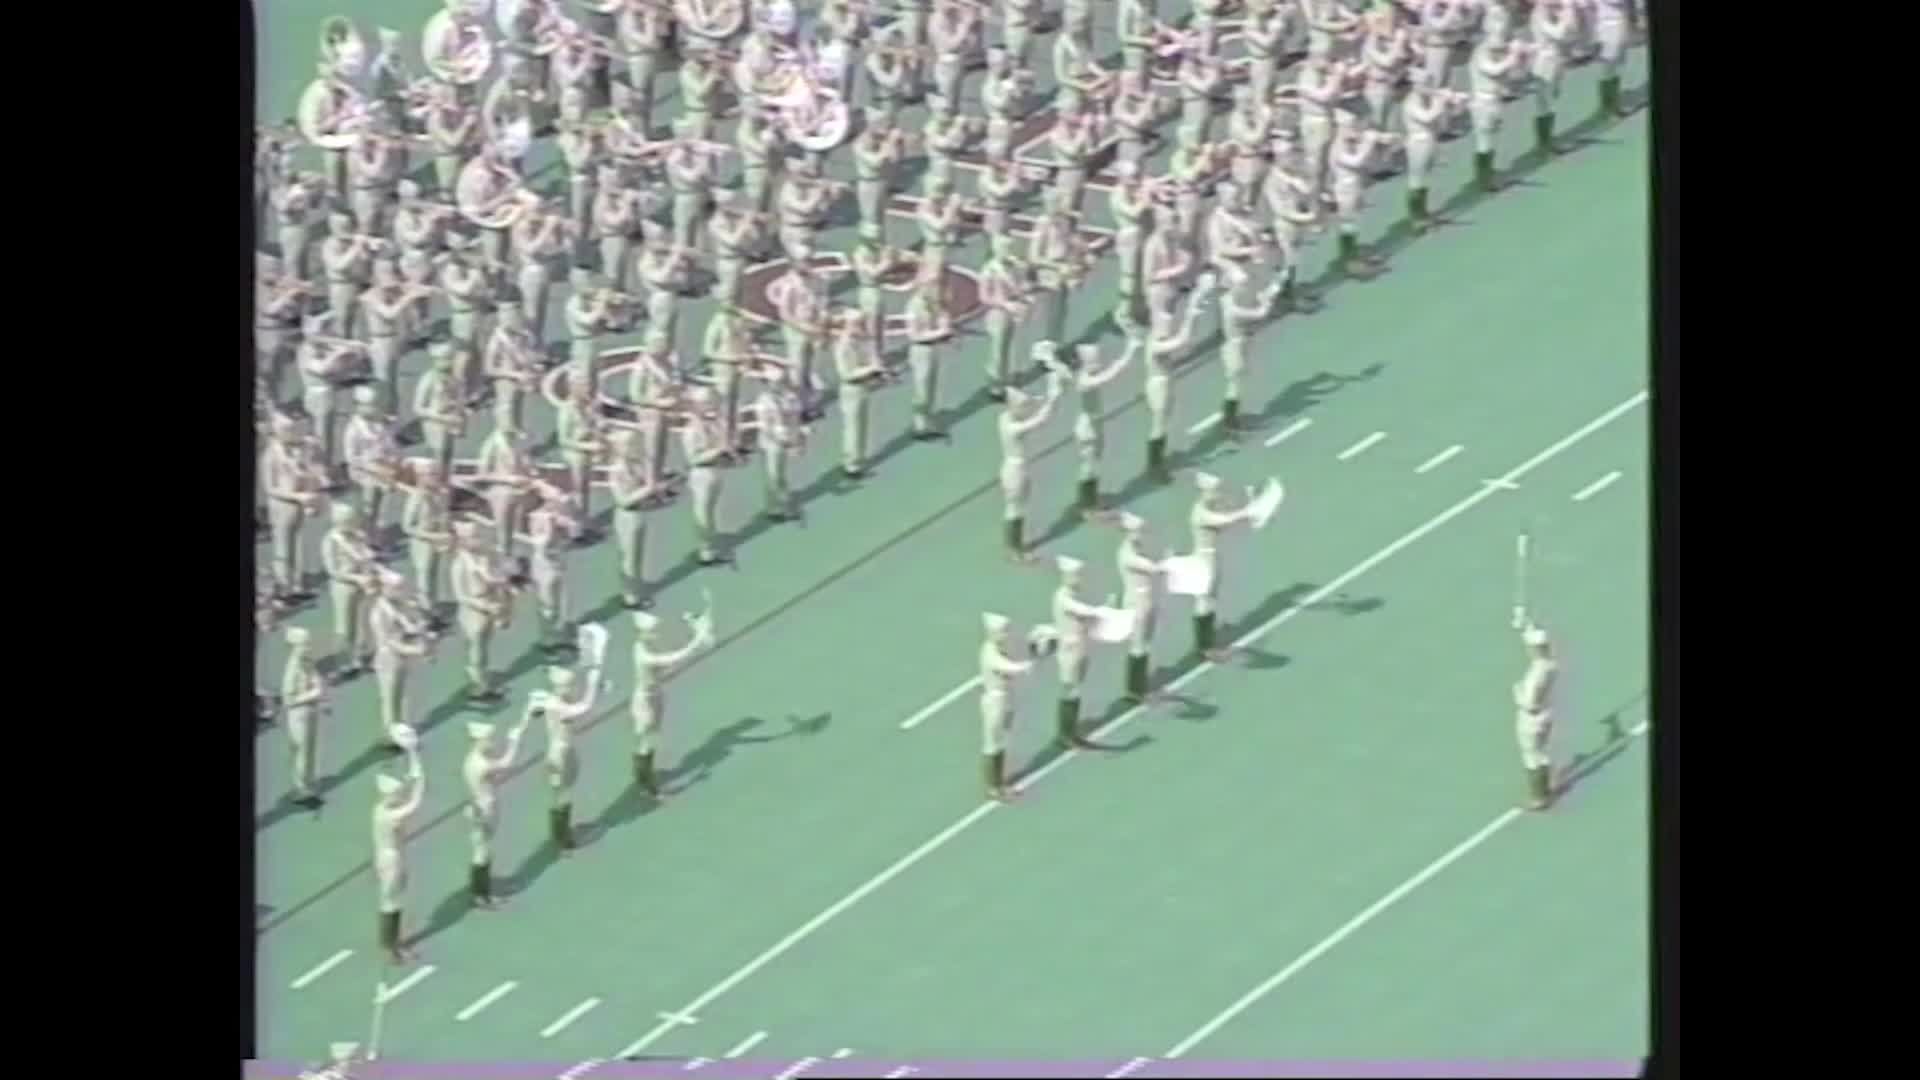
[422,9,496,86]
[320,16,369,81]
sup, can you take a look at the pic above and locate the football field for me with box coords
[253,3,1651,1072]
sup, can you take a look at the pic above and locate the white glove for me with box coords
[1510,605,1526,631]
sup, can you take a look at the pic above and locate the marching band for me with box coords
[256,2,1643,1033]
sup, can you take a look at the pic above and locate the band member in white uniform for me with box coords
[280,626,328,809]
[322,212,379,338]
[1138,277,1218,484]
[262,414,324,604]
[905,266,955,441]
[681,386,732,566]
[1401,81,1466,232]
[485,304,541,435]
[299,315,365,484]
[524,482,579,653]
[629,607,715,796]
[1048,340,1133,520]
[450,519,510,702]
[1050,556,1106,749]
[1188,472,1261,662]
[1511,614,1559,810]
[1593,0,1634,118]
[542,659,609,853]
[1329,110,1398,275]
[257,255,308,406]
[751,364,808,521]
[1218,268,1287,435]
[369,568,432,754]
[343,385,401,544]
[997,373,1063,562]
[978,231,1031,402]
[1115,510,1167,703]
[412,344,468,478]
[979,611,1039,800]
[370,740,426,965]
[1468,4,1530,192]
[1361,2,1415,137]
[606,428,657,609]
[401,458,454,622]
[1529,0,1578,154]
[463,708,534,910]
[321,502,379,679]
[833,311,889,478]
[556,357,606,524]
[768,261,828,419]
[477,419,536,553]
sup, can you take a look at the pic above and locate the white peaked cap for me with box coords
[549,666,576,688]
[467,721,495,741]
[1120,511,1145,533]
[1196,471,1222,492]
[1523,624,1550,647]
[285,626,311,647]
[633,611,660,633]
[983,612,1010,635]
[375,773,404,796]
[354,385,379,405]
[1056,555,1083,577]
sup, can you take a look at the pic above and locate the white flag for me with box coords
[1163,554,1214,597]
[1091,606,1137,644]
[1247,478,1286,530]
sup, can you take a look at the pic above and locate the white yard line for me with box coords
[1572,470,1623,502]
[377,964,436,1003]
[541,997,603,1039]
[290,949,352,990]
[607,391,1648,1061]
[455,980,519,1022]
[1163,720,1649,1059]
[775,1057,823,1080]
[1264,417,1313,447]
[884,1069,918,1079]
[900,678,981,729]
[683,1058,712,1070]
[1188,413,1222,435]
[1336,431,1387,461]
[832,1049,854,1058]
[1415,445,1464,474]
[1106,1057,1153,1078]
[724,1032,768,1058]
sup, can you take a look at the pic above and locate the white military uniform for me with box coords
[1051,559,1104,728]
[1116,515,1164,678]
[542,665,607,850]
[368,583,429,747]
[320,508,376,670]
[451,540,505,696]
[997,383,1061,554]
[525,500,574,647]
[607,435,653,607]
[978,614,1035,798]
[681,407,729,563]
[371,757,425,930]
[628,611,712,792]
[280,636,326,802]
[1513,630,1558,772]
[1188,477,1251,624]
[463,714,531,905]
[1066,343,1132,511]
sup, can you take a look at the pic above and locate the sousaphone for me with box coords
[455,151,538,230]
[422,8,495,86]
[676,0,746,43]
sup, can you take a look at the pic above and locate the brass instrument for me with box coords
[422,10,495,86]
[675,0,747,41]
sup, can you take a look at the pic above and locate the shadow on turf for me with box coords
[1554,688,1650,803]
[1009,583,1385,785]
[408,712,833,946]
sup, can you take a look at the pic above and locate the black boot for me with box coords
[1599,76,1622,117]
[378,911,403,960]
[1147,437,1169,483]
[1409,187,1430,233]
[1194,612,1216,655]
[550,806,573,851]
[1005,517,1025,558]
[1124,652,1149,701]
[983,753,1003,799]
[1527,766,1554,810]
[1077,477,1100,513]
[1338,231,1361,272]
[470,862,494,906]
[1475,151,1500,193]
[1221,398,1240,433]
[1057,697,1090,748]
[990,751,1010,799]
[634,751,660,796]
[1534,113,1558,156]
